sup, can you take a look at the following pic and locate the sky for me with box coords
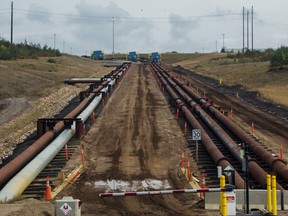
[1,0,288,55]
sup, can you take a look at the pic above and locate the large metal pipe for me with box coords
[0,90,105,201]
[161,73,283,189]
[0,63,130,186]
[168,66,288,184]
[153,69,245,188]
[0,128,75,201]
[203,102,288,183]
[0,82,106,186]
[0,69,125,201]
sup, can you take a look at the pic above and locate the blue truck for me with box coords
[149,52,161,62]
[128,51,138,61]
[92,50,104,60]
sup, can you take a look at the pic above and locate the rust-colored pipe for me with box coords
[155,71,245,189]
[203,102,288,183]
[0,82,107,186]
[167,67,288,185]
[0,64,129,186]
[163,75,283,189]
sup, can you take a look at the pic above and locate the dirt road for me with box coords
[59,63,214,215]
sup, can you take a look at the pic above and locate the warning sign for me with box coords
[60,203,72,215]
[192,129,201,141]
[226,196,235,203]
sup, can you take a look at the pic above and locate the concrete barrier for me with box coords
[205,189,285,210]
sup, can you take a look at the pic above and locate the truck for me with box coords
[92,50,104,60]
[128,51,138,61]
[149,52,161,62]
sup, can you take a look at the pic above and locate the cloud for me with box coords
[162,13,199,52]
[169,13,199,39]
[26,4,52,24]
[68,2,154,53]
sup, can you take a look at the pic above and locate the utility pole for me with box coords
[216,40,218,52]
[11,1,13,44]
[112,17,115,60]
[251,6,254,52]
[222,34,225,51]
[243,7,245,53]
[247,10,249,51]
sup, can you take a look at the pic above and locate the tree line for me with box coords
[0,38,61,60]
[228,46,288,67]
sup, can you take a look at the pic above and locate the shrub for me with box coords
[0,37,61,60]
[47,58,56,63]
[270,46,288,66]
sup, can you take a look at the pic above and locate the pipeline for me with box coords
[0,88,105,201]
[0,63,130,187]
[166,66,288,186]
[154,66,283,189]
[150,63,245,188]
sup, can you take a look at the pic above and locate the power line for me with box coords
[13,8,241,22]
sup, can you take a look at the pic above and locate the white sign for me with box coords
[60,203,72,215]
[192,129,201,141]
[225,190,236,215]
[224,165,233,177]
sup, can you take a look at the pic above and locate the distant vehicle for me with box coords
[149,52,161,62]
[128,51,138,61]
[91,50,104,60]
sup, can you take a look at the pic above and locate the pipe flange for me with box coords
[216,157,231,166]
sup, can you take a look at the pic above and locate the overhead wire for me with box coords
[13,8,242,23]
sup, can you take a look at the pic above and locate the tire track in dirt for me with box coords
[60,63,210,215]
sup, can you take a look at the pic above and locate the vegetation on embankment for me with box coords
[0,55,112,100]
[0,38,61,60]
[169,49,288,108]
[0,55,113,154]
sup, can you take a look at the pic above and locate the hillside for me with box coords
[163,53,288,108]
[0,55,112,162]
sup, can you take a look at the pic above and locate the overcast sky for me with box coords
[1,0,288,55]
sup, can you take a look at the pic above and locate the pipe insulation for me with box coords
[0,92,103,201]
[0,71,123,202]
[0,62,130,186]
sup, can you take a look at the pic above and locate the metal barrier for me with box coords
[99,184,236,216]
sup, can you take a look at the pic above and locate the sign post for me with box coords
[192,129,201,162]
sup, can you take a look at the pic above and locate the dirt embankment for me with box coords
[0,56,112,164]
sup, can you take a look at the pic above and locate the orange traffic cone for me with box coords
[200,174,206,199]
[186,160,191,180]
[81,145,85,170]
[45,176,52,200]
[181,151,185,169]
[183,121,187,137]
[91,111,95,122]
[82,122,86,136]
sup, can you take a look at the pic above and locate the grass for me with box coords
[0,55,113,147]
[0,55,111,100]
[166,53,288,108]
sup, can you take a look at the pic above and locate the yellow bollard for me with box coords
[220,175,225,215]
[219,79,222,85]
[272,175,277,216]
[267,175,272,212]
[222,193,227,216]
